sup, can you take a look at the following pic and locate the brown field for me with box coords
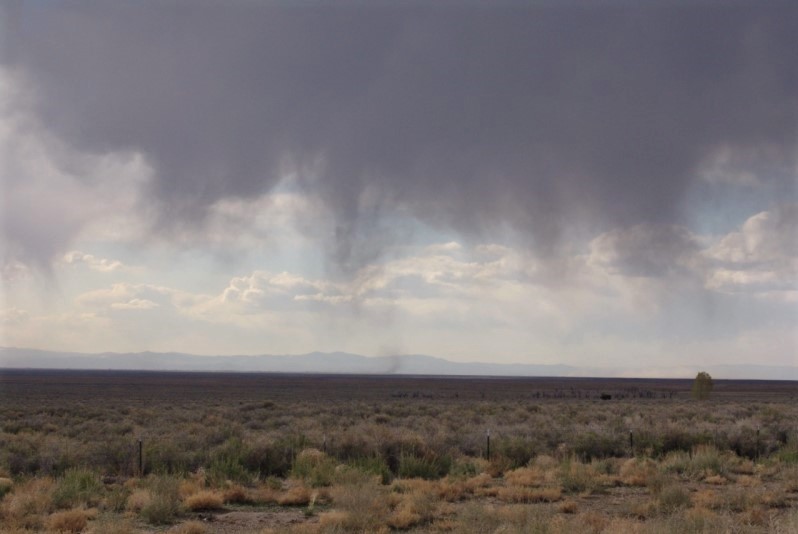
[0,370,796,533]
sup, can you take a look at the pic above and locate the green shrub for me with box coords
[657,484,690,512]
[559,458,600,494]
[574,432,625,460]
[52,468,102,509]
[140,476,180,525]
[495,437,538,468]
[291,449,337,487]
[398,452,451,480]
[346,455,393,485]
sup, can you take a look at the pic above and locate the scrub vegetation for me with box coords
[0,370,796,532]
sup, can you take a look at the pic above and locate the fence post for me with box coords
[138,439,143,476]
[486,429,491,461]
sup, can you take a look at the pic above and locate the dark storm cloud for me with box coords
[3,2,796,270]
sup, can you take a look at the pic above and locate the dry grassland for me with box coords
[0,370,796,532]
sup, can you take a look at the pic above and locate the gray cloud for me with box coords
[3,3,796,271]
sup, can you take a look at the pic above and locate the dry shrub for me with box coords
[125,489,152,512]
[387,479,438,529]
[329,480,392,532]
[387,507,422,529]
[619,458,656,487]
[558,500,578,514]
[736,475,761,487]
[435,479,468,502]
[222,484,252,504]
[184,490,224,511]
[464,473,492,491]
[761,490,787,508]
[46,508,94,533]
[692,489,719,509]
[504,466,542,487]
[0,477,54,528]
[318,510,349,528]
[622,498,657,520]
[249,485,280,504]
[657,484,691,513]
[277,485,311,506]
[579,511,610,534]
[178,480,201,500]
[169,520,208,534]
[496,486,561,503]
[743,507,769,526]
[731,458,755,475]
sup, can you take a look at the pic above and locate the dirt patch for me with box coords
[183,509,317,534]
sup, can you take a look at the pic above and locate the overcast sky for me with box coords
[1,1,796,371]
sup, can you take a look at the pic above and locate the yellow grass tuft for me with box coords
[620,458,656,487]
[277,485,312,506]
[387,508,422,529]
[125,489,152,512]
[736,475,761,487]
[222,484,252,504]
[47,508,92,533]
[318,510,350,528]
[496,486,562,503]
[558,500,578,514]
[178,480,201,500]
[184,490,224,511]
[1,477,54,526]
[504,466,543,487]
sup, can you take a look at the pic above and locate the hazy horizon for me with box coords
[1,2,796,372]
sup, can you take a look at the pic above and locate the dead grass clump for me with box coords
[178,480,201,500]
[329,479,393,532]
[125,489,152,512]
[435,479,468,502]
[497,486,562,503]
[692,489,720,509]
[184,490,224,511]
[621,498,657,520]
[222,484,252,504]
[0,477,54,528]
[318,510,350,528]
[46,508,95,533]
[558,500,578,514]
[579,511,610,534]
[504,466,543,487]
[464,473,492,491]
[277,485,312,506]
[169,520,208,534]
[619,458,656,487]
[736,474,761,487]
[388,479,438,528]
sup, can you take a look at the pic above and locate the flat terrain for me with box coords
[1,370,796,533]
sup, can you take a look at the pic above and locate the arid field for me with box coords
[0,370,796,533]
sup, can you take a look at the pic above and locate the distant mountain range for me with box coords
[0,347,795,380]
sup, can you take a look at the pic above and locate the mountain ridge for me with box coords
[1,347,795,380]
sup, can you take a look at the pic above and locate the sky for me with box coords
[1,1,796,371]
